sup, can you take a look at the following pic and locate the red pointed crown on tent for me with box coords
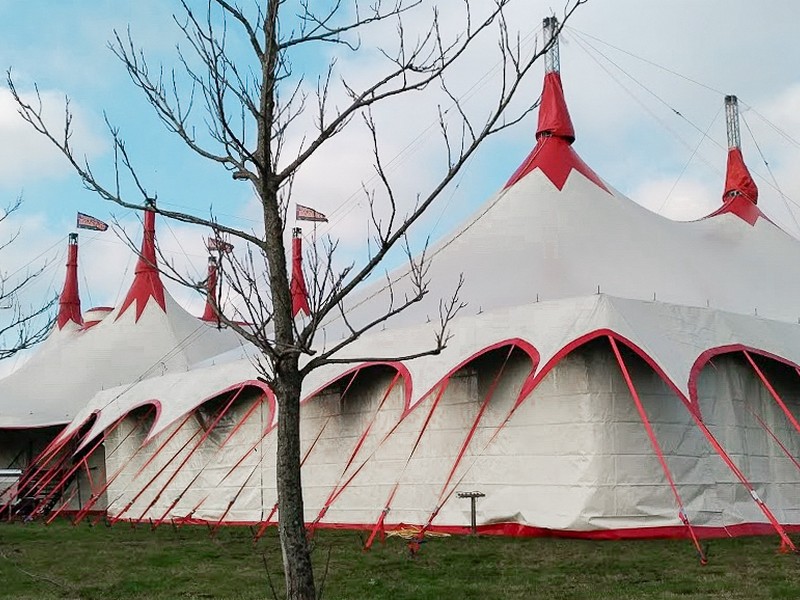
[705,95,764,226]
[505,16,607,193]
[116,201,167,322]
[56,233,83,329]
[291,227,311,317]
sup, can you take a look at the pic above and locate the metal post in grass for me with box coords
[457,491,485,535]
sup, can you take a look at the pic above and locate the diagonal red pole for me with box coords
[210,461,262,536]
[745,404,800,471]
[417,347,513,539]
[133,385,246,523]
[609,336,708,564]
[9,428,75,503]
[743,351,800,435]
[253,416,331,543]
[151,393,261,528]
[45,458,98,525]
[104,410,202,522]
[72,405,156,524]
[180,419,274,526]
[30,416,125,520]
[680,390,796,552]
[308,372,401,533]
[365,379,451,549]
[110,427,202,524]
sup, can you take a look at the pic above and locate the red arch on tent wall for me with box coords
[689,344,800,413]
[400,338,540,420]
[77,400,163,452]
[512,329,695,417]
[302,361,412,414]
[141,380,276,444]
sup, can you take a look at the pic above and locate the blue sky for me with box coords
[1,0,799,357]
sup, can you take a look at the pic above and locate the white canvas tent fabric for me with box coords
[11,46,800,542]
[0,211,245,429]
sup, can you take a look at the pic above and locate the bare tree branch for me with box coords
[0,197,57,360]
[8,1,588,596]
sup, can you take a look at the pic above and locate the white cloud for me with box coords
[630,177,718,221]
[0,87,107,188]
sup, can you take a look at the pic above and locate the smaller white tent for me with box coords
[0,209,245,431]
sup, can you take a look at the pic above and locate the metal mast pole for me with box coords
[543,16,560,74]
[724,95,741,150]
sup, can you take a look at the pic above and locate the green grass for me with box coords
[0,520,797,599]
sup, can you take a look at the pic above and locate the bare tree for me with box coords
[0,197,56,361]
[9,1,586,597]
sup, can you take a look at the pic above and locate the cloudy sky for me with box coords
[0,0,798,369]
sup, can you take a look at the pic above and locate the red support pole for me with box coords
[29,417,124,520]
[12,428,75,499]
[133,411,196,478]
[744,351,800,435]
[105,410,201,521]
[110,427,203,524]
[210,462,261,536]
[608,336,708,564]
[309,372,401,533]
[44,482,80,525]
[19,441,76,501]
[253,416,331,543]
[132,385,245,523]
[365,379,452,549]
[680,383,796,552]
[745,405,800,471]
[181,417,274,526]
[417,347,513,539]
[151,392,259,528]
[72,406,156,524]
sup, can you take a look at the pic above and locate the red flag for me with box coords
[296,204,328,223]
[206,237,234,253]
[76,212,108,232]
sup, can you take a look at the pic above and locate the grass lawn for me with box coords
[0,520,797,599]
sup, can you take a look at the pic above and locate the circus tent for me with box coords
[0,208,245,479]
[3,20,799,552]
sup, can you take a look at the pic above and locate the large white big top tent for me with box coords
[2,21,798,556]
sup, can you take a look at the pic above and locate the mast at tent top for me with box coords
[725,95,742,150]
[543,16,560,74]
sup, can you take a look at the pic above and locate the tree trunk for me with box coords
[275,357,316,600]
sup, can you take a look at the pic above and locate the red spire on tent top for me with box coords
[115,201,167,322]
[504,17,606,192]
[536,16,574,142]
[536,72,576,143]
[706,95,764,226]
[290,227,310,317]
[56,233,83,329]
[202,257,219,323]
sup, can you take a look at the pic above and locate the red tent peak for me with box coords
[536,72,575,143]
[201,257,220,323]
[56,233,83,329]
[290,228,310,317]
[703,148,764,226]
[723,148,758,205]
[504,69,606,193]
[115,207,166,322]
